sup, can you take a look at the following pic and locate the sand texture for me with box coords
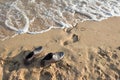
[0,17,120,80]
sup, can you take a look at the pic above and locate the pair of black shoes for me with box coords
[24,46,64,67]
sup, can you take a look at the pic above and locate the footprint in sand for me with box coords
[117,46,120,50]
[63,41,70,46]
[40,70,52,80]
[63,34,79,46]
[112,53,118,59]
[56,73,65,80]
[72,34,79,43]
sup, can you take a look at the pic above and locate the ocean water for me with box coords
[0,0,120,40]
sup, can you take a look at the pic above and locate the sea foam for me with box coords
[0,0,120,40]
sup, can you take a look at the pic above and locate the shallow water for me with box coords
[0,0,120,40]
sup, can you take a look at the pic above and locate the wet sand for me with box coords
[0,17,120,80]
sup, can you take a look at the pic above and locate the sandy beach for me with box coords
[0,17,120,80]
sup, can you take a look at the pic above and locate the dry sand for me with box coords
[0,17,120,80]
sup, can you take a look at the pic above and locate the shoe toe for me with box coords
[34,46,43,54]
[58,52,64,57]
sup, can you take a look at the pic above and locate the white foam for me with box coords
[14,6,29,34]
[5,20,18,31]
[28,26,53,34]
[6,0,30,34]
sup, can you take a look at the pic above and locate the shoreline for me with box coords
[1,17,120,48]
[0,17,120,80]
